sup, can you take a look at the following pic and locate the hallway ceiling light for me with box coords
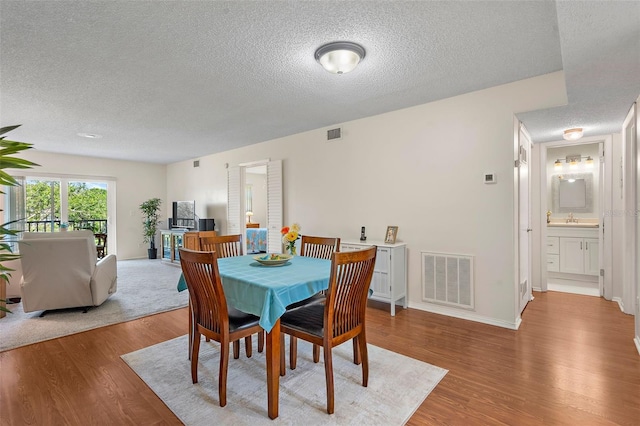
[315,41,366,74]
[563,128,583,141]
[77,132,102,139]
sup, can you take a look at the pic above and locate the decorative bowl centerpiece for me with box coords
[253,253,293,266]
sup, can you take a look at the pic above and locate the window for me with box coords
[20,178,108,233]
[4,174,115,253]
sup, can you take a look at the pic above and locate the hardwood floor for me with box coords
[1,291,638,425]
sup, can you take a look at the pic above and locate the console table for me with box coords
[161,230,185,263]
[340,240,407,316]
[161,230,217,263]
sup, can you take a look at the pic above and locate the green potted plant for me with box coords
[140,197,162,259]
[0,125,38,316]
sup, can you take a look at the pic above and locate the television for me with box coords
[172,200,195,229]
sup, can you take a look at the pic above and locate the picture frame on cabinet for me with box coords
[384,226,398,244]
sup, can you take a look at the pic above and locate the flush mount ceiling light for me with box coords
[562,127,583,141]
[77,133,102,139]
[314,41,366,74]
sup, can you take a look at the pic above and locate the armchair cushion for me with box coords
[18,231,117,313]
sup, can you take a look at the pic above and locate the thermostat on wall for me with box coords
[484,173,497,184]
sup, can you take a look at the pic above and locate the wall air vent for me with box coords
[422,251,474,310]
[327,127,342,141]
[193,160,200,168]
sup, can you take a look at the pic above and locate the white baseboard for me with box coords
[547,283,600,297]
[635,336,640,356]
[612,297,624,312]
[408,302,519,330]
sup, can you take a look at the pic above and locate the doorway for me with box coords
[245,165,267,254]
[227,160,282,253]
[539,137,612,299]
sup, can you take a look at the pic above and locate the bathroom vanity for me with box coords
[547,223,599,276]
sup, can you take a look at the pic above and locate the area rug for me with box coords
[122,335,447,425]
[0,259,188,352]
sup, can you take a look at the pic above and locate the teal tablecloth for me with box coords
[177,255,331,332]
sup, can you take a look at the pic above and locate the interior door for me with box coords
[266,160,283,253]
[227,166,243,237]
[635,99,640,340]
[518,123,533,314]
[622,103,637,315]
[598,142,605,296]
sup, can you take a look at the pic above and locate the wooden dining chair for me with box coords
[94,233,107,259]
[285,235,340,369]
[191,230,217,250]
[199,234,243,258]
[179,248,263,407]
[279,246,377,414]
[198,234,264,354]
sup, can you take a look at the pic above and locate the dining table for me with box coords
[177,254,331,419]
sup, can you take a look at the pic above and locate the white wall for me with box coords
[9,151,166,260]
[167,72,567,328]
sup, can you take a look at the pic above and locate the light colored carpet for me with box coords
[0,259,188,352]
[122,335,447,425]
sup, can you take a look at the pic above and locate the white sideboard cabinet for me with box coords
[340,240,407,316]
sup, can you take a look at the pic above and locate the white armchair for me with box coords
[18,230,117,313]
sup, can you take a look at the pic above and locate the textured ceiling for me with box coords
[1,1,638,164]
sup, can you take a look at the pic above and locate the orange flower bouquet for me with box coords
[281,223,301,255]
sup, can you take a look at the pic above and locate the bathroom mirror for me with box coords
[552,173,593,213]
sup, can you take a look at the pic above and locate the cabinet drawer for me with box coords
[340,244,363,252]
[547,254,559,272]
[546,237,560,255]
[374,247,389,273]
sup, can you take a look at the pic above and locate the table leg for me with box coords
[266,319,281,419]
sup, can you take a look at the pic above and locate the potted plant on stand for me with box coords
[140,198,162,259]
[0,125,38,317]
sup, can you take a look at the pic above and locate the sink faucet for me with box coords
[566,213,578,223]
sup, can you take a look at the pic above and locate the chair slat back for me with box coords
[179,248,229,335]
[324,246,377,338]
[199,234,243,258]
[300,235,340,260]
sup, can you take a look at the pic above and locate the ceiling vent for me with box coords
[193,160,200,168]
[327,127,342,141]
